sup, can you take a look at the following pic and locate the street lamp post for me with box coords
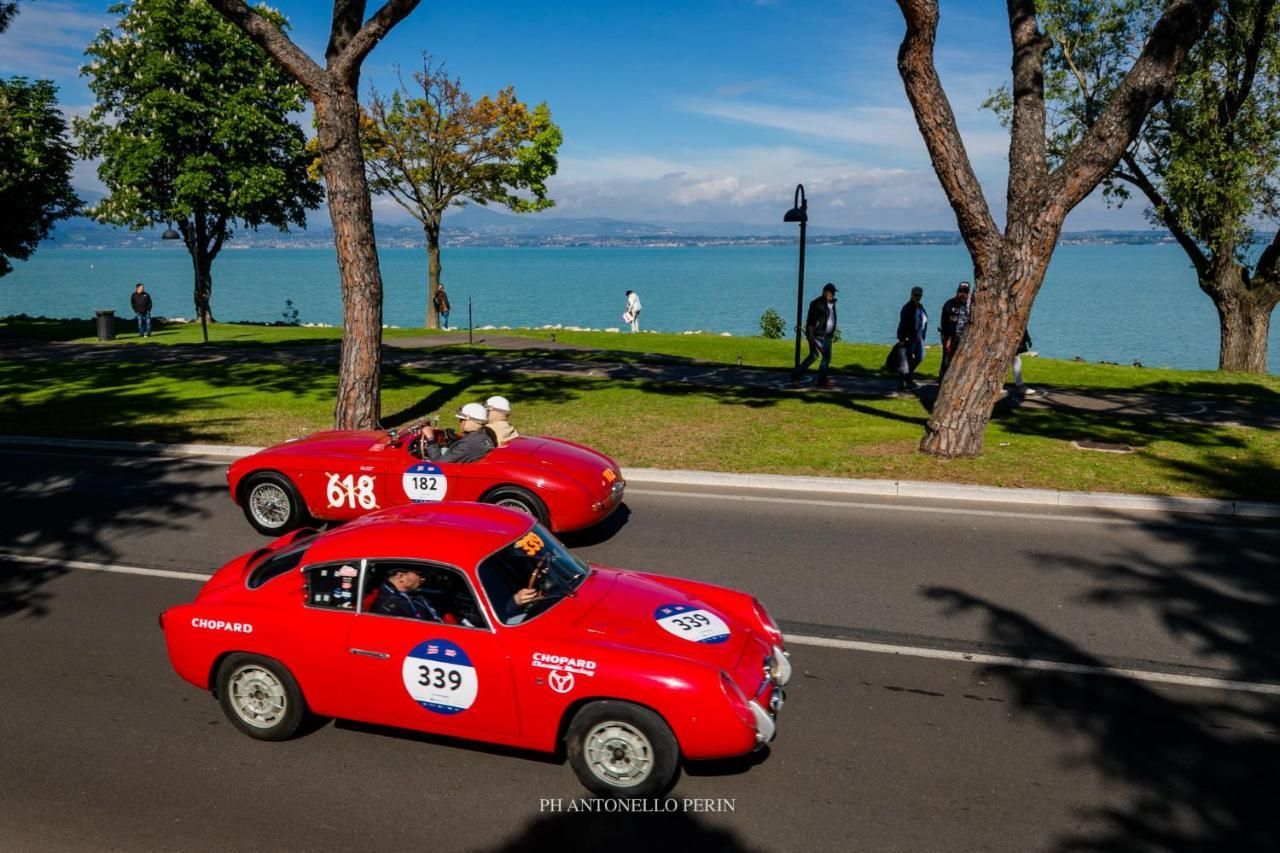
[784,185,808,376]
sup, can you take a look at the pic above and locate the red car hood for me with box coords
[570,567,757,671]
[503,436,620,492]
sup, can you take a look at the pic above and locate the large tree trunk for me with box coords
[193,253,214,343]
[425,222,441,330]
[1205,264,1278,374]
[315,86,383,429]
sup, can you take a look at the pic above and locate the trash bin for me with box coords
[94,309,116,341]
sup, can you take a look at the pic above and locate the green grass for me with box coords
[1,353,1276,501]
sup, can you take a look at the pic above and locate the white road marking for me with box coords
[785,633,1280,697]
[626,488,1277,530]
[10,551,1280,697]
[0,552,213,582]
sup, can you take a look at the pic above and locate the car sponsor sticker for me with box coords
[531,652,596,694]
[654,604,730,644]
[191,617,253,634]
[403,462,448,503]
[402,639,477,715]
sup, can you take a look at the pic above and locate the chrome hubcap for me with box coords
[495,497,533,516]
[228,665,286,728]
[584,722,653,787]
[249,483,290,528]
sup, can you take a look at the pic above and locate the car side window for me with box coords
[363,561,488,630]
[304,563,361,610]
[246,545,309,590]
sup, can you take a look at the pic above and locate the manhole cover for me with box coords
[1072,439,1134,454]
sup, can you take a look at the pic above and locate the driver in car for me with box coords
[371,567,446,621]
[421,403,495,463]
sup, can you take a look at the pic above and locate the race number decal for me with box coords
[403,462,448,503]
[654,603,730,644]
[326,473,378,510]
[402,639,477,715]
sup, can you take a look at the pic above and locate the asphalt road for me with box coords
[2,447,1279,852]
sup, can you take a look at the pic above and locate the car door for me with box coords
[275,561,363,717]
[345,559,521,739]
[310,454,392,520]
[377,441,487,508]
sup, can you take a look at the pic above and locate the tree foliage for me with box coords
[0,2,19,33]
[361,56,562,327]
[76,0,322,337]
[0,77,80,276]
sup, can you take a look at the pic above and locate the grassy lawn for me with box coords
[1,352,1275,500]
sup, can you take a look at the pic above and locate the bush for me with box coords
[281,299,300,326]
[759,308,784,339]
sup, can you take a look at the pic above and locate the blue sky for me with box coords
[0,1,1150,230]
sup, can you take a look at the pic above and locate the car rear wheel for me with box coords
[483,485,550,526]
[241,472,306,535]
[216,653,309,741]
[566,701,681,798]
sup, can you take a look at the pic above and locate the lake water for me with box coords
[2,243,1276,373]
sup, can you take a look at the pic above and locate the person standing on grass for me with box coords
[434,283,451,330]
[130,282,153,338]
[938,281,971,379]
[896,286,928,391]
[624,290,642,332]
[1010,330,1036,398]
[792,282,839,389]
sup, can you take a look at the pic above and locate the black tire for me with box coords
[240,471,306,536]
[483,485,550,527]
[216,653,309,741]
[566,700,681,798]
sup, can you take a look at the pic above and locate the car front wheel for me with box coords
[566,701,681,798]
[216,653,309,741]
[241,472,306,535]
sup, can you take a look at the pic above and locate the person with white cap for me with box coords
[421,402,495,463]
[485,395,519,447]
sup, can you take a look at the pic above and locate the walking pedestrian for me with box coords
[433,283,451,330]
[1010,330,1036,398]
[792,282,838,389]
[938,281,971,379]
[623,290,642,332]
[130,282,153,338]
[896,286,928,390]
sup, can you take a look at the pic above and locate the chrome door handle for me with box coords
[350,648,389,659]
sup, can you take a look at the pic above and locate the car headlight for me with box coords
[767,645,792,687]
[752,597,783,644]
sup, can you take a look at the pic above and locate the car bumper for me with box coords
[591,479,626,514]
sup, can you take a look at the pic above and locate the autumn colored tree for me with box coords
[78,0,321,342]
[363,57,562,329]
[209,0,421,429]
[987,0,1280,375]
[895,0,1214,457]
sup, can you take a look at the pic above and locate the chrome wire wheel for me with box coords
[248,482,290,529]
[227,664,287,729]
[583,721,654,788]
[495,496,534,515]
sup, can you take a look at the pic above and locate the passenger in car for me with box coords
[485,395,519,447]
[422,403,495,463]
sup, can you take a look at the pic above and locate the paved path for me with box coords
[6,335,1280,430]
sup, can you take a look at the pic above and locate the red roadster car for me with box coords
[227,426,625,536]
[160,502,789,797]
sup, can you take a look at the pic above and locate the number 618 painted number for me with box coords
[326,473,378,509]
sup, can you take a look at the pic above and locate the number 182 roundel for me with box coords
[227,427,625,536]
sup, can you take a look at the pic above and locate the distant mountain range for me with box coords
[44,201,1177,249]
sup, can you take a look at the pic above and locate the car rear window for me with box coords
[246,539,314,589]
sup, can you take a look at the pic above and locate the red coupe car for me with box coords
[227,426,625,536]
[160,503,789,797]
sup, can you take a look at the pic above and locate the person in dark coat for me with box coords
[938,281,971,379]
[130,282,153,338]
[896,286,928,390]
[791,282,838,388]
[421,402,495,463]
[433,284,451,330]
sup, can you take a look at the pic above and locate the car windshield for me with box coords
[477,524,590,625]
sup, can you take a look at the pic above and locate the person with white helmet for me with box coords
[421,402,495,463]
[485,395,519,447]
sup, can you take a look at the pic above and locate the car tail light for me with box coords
[720,671,755,729]
[753,598,783,644]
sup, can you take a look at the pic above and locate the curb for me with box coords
[2,434,1276,519]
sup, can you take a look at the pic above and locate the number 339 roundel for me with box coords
[402,639,477,714]
[654,603,731,644]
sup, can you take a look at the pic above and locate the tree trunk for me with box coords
[193,254,214,344]
[315,86,383,430]
[1205,264,1279,374]
[424,222,441,330]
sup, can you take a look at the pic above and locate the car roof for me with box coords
[302,502,536,569]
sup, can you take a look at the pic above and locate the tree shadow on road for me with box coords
[483,809,767,853]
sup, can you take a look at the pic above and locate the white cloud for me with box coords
[0,3,111,77]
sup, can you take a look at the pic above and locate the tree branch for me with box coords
[1006,0,1050,216]
[896,0,1000,266]
[1256,228,1280,283]
[326,0,367,66]
[1117,152,1209,276]
[207,0,325,92]
[1045,0,1215,217]
[331,0,422,82]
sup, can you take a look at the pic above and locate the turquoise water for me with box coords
[2,244,1276,373]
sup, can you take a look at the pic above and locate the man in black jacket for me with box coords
[421,402,495,463]
[938,281,971,379]
[130,282,153,338]
[791,282,838,388]
[896,286,928,390]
